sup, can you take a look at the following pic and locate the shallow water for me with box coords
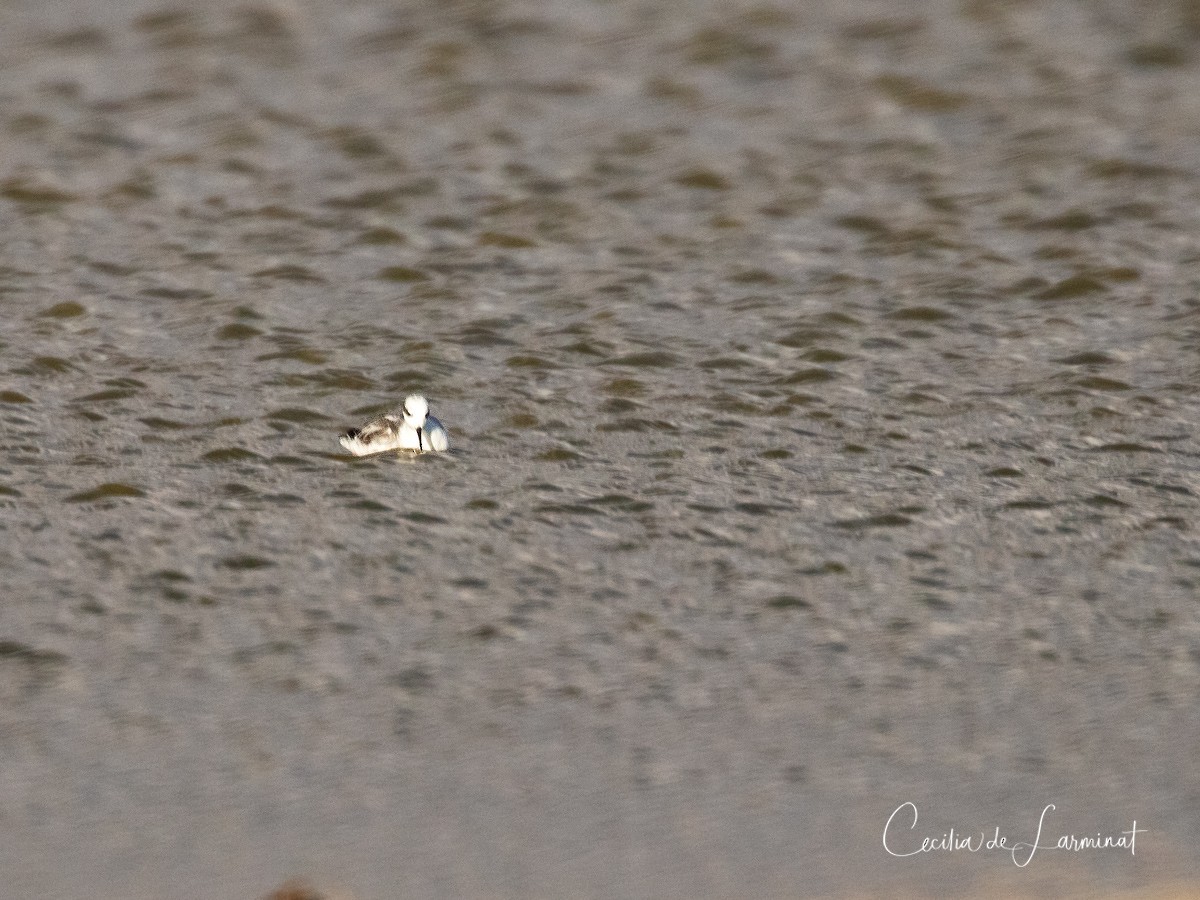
[2,0,1200,897]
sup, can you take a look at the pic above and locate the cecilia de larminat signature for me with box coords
[883,802,1144,867]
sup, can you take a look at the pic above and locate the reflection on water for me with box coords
[2,0,1199,896]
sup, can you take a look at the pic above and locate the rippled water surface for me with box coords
[3,1,1200,897]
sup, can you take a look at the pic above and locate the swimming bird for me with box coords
[339,395,449,455]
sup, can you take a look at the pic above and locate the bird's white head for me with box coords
[402,394,429,427]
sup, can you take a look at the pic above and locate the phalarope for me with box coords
[339,395,449,455]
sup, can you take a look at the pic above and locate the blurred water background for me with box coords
[2,0,1200,896]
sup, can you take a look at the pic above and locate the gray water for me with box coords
[2,0,1199,897]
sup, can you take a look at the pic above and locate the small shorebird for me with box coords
[339,395,449,455]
